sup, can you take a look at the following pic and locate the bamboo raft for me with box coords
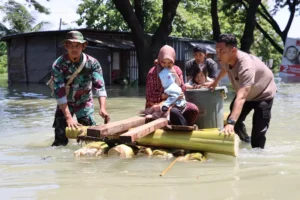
[67,114,239,158]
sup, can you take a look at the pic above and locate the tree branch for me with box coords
[134,0,144,31]
[112,0,146,47]
[256,22,283,54]
[151,0,180,47]
[282,0,296,41]
[240,0,261,52]
[258,3,282,34]
[211,0,221,41]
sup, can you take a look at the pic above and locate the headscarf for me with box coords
[157,45,176,64]
[155,45,176,89]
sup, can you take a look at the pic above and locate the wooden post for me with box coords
[160,156,182,177]
[59,18,62,30]
[119,118,168,143]
[87,116,146,138]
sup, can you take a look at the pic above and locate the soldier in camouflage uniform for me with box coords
[51,31,110,146]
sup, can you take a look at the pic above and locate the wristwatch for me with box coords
[227,118,236,125]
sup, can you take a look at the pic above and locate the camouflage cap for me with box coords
[64,31,86,43]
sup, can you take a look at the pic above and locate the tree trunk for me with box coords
[134,0,144,31]
[112,0,180,85]
[281,0,297,45]
[257,3,284,43]
[211,0,221,41]
[240,0,261,53]
[136,45,155,85]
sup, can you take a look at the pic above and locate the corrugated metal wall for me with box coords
[8,38,27,82]
[5,30,216,84]
[128,51,138,82]
[85,46,111,85]
[26,35,57,83]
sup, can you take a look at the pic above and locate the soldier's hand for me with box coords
[66,117,82,130]
[99,108,110,124]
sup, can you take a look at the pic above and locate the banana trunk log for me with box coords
[107,144,135,158]
[136,128,239,157]
[74,141,109,157]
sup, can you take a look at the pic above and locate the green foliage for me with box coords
[272,0,300,15]
[0,54,7,74]
[172,0,245,40]
[0,42,7,74]
[252,17,283,71]
[77,0,163,32]
[25,0,50,14]
[1,0,35,33]
[0,22,16,37]
[0,0,50,74]
[0,0,49,34]
[77,0,129,31]
[77,0,284,70]
[0,42,6,56]
[172,0,212,39]
[220,0,283,70]
[143,0,163,33]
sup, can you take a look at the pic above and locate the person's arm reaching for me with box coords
[221,58,255,136]
[207,66,227,90]
[92,60,110,124]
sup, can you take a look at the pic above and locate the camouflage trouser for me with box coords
[51,105,96,146]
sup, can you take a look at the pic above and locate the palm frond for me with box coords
[31,21,51,32]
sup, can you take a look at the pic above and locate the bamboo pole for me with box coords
[66,126,89,139]
[136,129,239,157]
[160,156,182,177]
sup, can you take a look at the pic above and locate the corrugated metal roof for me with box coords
[1,29,216,44]
[188,42,216,54]
[85,37,135,50]
[0,28,132,41]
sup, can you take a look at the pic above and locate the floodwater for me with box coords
[0,74,300,200]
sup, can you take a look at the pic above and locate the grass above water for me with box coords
[0,73,8,87]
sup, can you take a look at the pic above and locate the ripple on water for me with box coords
[238,141,298,159]
[21,92,46,97]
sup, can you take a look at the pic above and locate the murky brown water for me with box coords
[1,74,300,200]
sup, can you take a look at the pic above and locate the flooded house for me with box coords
[1,29,216,84]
